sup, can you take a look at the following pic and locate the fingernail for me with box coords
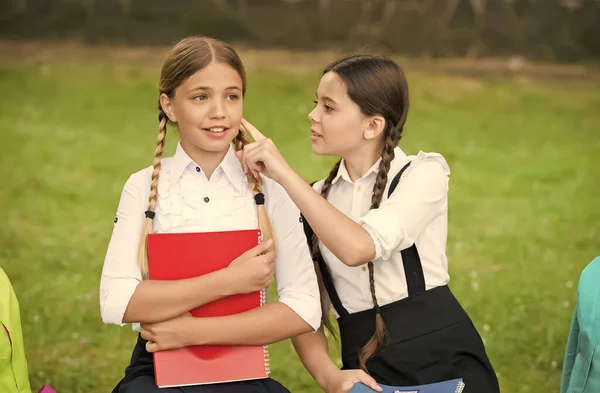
[265,239,273,246]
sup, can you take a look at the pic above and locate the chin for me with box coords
[311,143,330,156]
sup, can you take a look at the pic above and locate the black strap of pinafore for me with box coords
[302,161,426,317]
[302,189,350,317]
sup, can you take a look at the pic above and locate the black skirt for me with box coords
[112,334,290,393]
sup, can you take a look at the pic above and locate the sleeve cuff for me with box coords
[363,224,385,260]
[279,293,322,331]
[100,278,139,326]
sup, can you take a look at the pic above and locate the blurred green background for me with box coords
[1,1,600,392]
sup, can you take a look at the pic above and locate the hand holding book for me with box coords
[141,312,194,353]
[226,239,275,294]
[323,369,383,393]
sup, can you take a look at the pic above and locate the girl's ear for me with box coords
[159,93,177,123]
[363,115,385,140]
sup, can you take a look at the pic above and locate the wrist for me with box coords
[278,166,302,190]
[184,317,206,346]
[316,364,339,391]
[218,267,238,297]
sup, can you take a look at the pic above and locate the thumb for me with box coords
[356,372,382,392]
[146,340,159,353]
[251,239,273,256]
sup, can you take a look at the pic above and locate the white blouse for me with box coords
[314,147,452,315]
[100,142,321,331]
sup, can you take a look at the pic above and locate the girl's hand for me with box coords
[141,312,195,352]
[236,118,293,184]
[323,369,383,393]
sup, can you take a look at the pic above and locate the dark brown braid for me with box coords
[358,127,401,371]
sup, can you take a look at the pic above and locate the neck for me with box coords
[180,140,229,179]
[342,142,384,182]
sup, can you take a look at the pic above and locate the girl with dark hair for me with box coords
[239,54,500,393]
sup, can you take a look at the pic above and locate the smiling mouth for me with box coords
[311,129,322,137]
[203,127,228,133]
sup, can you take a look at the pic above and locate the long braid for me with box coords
[358,130,399,371]
[234,130,275,246]
[138,108,168,280]
[311,160,341,335]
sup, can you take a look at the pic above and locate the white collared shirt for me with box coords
[100,142,321,331]
[314,147,451,315]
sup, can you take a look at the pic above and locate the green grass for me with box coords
[0,57,599,393]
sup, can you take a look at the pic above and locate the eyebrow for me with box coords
[190,86,242,92]
[315,93,337,105]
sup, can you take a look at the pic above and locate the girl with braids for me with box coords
[99,36,321,393]
[239,54,500,393]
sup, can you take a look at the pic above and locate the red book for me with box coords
[147,229,270,388]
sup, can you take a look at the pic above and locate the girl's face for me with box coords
[308,71,370,157]
[160,61,244,156]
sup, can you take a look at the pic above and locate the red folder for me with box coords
[147,229,270,388]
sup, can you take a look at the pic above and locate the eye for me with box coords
[194,95,207,101]
[313,100,333,113]
[227,94,240,101]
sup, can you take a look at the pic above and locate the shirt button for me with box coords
[356,185,361,192]
[203,197,210,203]
[362,266,367,272]
[196,166,201,172]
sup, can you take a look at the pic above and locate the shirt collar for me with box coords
[169,142,246,193]
[218,145,247,193]
[332,146,407,185]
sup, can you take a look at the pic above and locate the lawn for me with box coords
[0,52,599,393]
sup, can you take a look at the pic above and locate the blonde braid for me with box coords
[311,159,342,335]
[138,109,168,280]
[234,129,276,248]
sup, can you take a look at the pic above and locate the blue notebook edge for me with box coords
[349,378,465,393]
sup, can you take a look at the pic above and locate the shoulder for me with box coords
[122,157,174,192]
[575,257,600,332]
[260,176,304,226]
[311,178,326,194]
[261,175,293,209]
[579,257,600,296]
[401,151,450,178]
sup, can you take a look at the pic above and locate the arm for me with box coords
[189,302,311,345]
[292,328,382,393]
[560,308,578,393]
[100,173,260,325]
[240,120,449,267]
[281,155,449,266]
[292,328,339,390]
[280,171,374,266]
[121,272,235,324]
